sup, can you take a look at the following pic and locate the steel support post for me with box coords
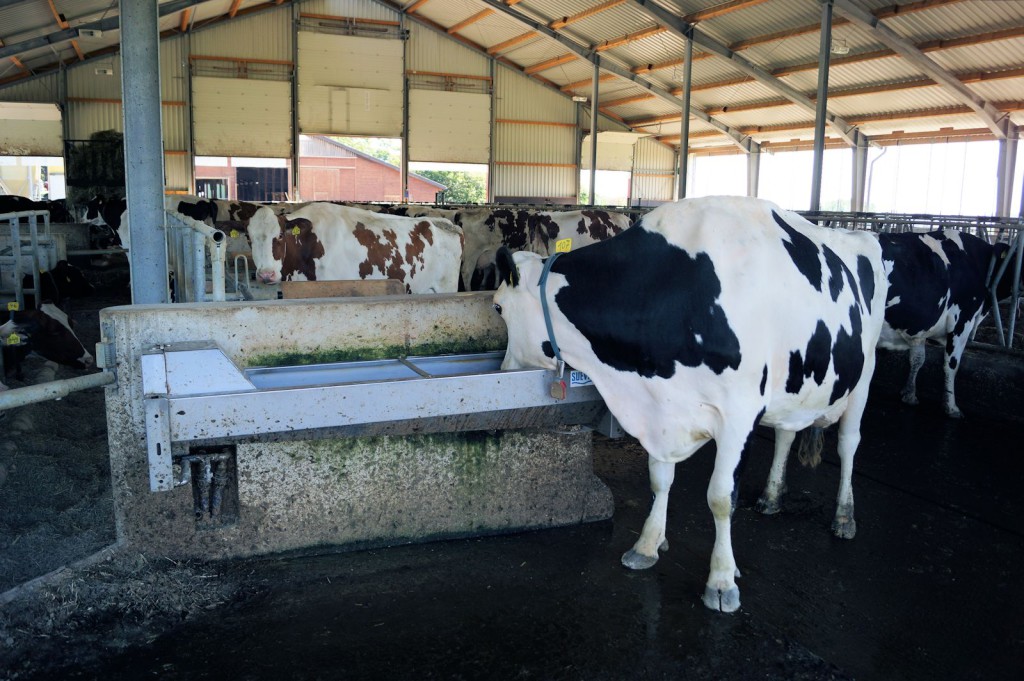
[401,15,410,203]
[852,136,870,211]
[747,150,760,198]
[487,60,496,203]
[121,0,168,304]
[678,27,694,199]
[810,0,835,212]
[291,3,301,200]
[996,132,1018,217]
[588,60,599,206]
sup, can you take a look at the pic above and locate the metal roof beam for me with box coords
[0,0,217,62]
[628,0,868,148]
[833,0,1010,138]
[474,0,759,152]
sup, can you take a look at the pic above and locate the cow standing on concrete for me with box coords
[247,202,464,294]
[877,229,1019,418]
[492,196,888,612]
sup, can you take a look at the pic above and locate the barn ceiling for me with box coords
[0,0,1021,153]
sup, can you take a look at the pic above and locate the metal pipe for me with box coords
[810,0,835,212]
[192,231,206,303]
[401,14,410,204]
[8,217,24,310]
[678,27,693,199]
[121,0,169,304]
[589,60,599,206]
[27,213,42,308]
[291,1,301,200]
[209,240,226,302]
[0,372,116,412]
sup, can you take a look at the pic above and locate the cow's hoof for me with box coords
[900,392,919,406]
[945,408,963,419]
[621,549,658,570]
[702,585,740,613]
[755,495,781,515]
[831,516,857,539]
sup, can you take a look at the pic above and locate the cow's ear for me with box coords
[495,247,519,288]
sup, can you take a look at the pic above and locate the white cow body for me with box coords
[247,202,464,294]
[493,196,888,612]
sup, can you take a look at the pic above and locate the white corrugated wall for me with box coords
[301,0,398,23]
[493,64,577,200]
[407,23,489,78]
[631,137,676,204]
[190,8,293,62]
[0,74,60,104]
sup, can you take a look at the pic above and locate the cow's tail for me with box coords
[796,427,824,468]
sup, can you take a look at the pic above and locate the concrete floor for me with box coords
[37,388,1024,681]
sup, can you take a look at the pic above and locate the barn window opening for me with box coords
[409,161,484,205]
[578,170,630,206]
[0,156,66,201]
[195,156,292,202]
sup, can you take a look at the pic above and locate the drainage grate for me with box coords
[175,446,239,528]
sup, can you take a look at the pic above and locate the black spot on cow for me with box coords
[548,225,741,379]
[822,245,845,302]
[774,211,821,292]
[494,246,520,288]
[577,211,623,241]
[857,255,875,314]
[829,305,865,404]
[541,341,555,359]
[880,231,969,336]
[760,365,768,395]
[486,209,533,251]
[177,200,218,223]
[785,321,833,394]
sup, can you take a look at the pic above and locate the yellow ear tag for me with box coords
[291,226,300,236]
[7,302,19,312]
[6,333,20,345]
[230,229,240,238]
[555,238,572,253]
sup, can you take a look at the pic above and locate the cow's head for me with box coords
[6,306,94,370]
[492,246,560,372]
[248,207,323,284]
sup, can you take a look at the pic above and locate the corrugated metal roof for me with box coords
[0,0,1019,154]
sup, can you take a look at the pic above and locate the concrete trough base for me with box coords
[101,293,614,560]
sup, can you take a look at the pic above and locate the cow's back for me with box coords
[288,202,464,293]
[879,229,995,347]
[555,197,887,435]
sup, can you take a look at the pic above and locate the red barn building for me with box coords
[194,136,445,203]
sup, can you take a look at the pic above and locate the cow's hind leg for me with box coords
[831,371,872,539]
[901,342,926,406]
[942,319,977,419]
[756,428,796,515]
[622,458,674,570]
[702,427,750,613]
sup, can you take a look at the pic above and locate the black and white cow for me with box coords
[877,229,1018,418]
[1,304,94,391]
[21,260,95,310]
[492,196,888,612]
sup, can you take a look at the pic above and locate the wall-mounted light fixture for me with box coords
[571,95,588,103]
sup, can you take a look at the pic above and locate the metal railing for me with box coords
[164,210,227,303]
[1,210,51,310]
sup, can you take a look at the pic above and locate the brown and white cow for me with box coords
[247,202,464,293]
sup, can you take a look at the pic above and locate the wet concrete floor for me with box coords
[46,391,1024,680]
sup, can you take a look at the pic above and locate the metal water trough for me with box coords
[142,342,621,492]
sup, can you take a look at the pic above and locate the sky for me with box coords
[690,140,1024,217]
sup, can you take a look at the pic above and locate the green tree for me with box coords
[417,170,486,204]
[330,137,401,166]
